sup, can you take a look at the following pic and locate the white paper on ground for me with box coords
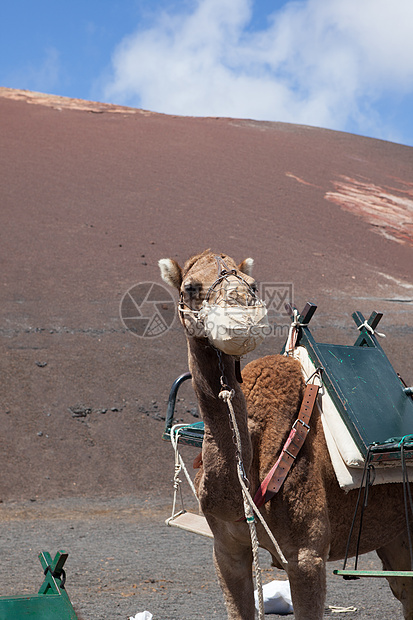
[254,579,293,614]
[129,612,153,620]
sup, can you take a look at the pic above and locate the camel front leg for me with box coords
[211,526,255,620]
[287,548,327,620]
[377,531,413,620]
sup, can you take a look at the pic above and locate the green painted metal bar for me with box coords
[38,551,67,596]
[352,311,384,349]
[166,421,204,448]
[284,303,413,461]
[0,551,78,620]
[162,372,192,441]
[334,569,413,578]
[0,595,78,619]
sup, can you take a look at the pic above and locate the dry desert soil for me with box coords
[1,88,413,618]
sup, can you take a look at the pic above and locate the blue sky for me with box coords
[1,0,413,147]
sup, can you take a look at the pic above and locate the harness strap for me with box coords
[235,358,243,383]
[253,383,319,508]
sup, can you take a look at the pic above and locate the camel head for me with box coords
[159,250,268,355]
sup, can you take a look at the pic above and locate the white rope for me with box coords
[178,305,201,320]
[284,309,308,356]
[171,424,199,498]
[219,388,289,620]
[166,424,200,524]
[357,320,386,338]
[220,391,288,568]
[218,389,265,620]
[243,494,264,618]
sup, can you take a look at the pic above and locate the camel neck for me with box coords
[187,338,252,520]
[187,338,240,405]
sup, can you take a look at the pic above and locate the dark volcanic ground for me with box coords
[1,88,412,502]
[0,89,413,618]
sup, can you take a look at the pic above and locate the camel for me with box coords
[159,250,413,620]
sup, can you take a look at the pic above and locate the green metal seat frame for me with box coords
[284,303,413,579]
[284,302,413,463]
[0,551,78,619]
[162,372,204,448]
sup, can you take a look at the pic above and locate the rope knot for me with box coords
[357,320,386,338]
[218,388,235,402]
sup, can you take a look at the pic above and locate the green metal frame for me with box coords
[285,302,413,462]
[284,303,413,579]
[334,569,413,578]
[162,372,204,447]
[0,551,78,619]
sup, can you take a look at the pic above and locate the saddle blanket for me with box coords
[292,346,413,491]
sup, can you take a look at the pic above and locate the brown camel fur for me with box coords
[159,250,413,620]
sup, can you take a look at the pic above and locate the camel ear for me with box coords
[238,258,254,277]
[158,258,183,289]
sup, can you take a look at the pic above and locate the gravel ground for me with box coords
[0,495,404,619]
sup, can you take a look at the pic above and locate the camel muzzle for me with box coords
[180,271,269,356]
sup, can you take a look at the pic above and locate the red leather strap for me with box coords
[253,383,319,508]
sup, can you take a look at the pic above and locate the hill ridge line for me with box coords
[0,86,155,116]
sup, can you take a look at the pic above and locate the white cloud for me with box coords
[103,0,413,142]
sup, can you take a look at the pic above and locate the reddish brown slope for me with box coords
[0,89,412,501]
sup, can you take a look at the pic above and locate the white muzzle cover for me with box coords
[198,300,269,356]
